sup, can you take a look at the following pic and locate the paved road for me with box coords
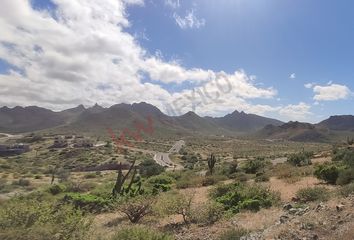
[0,133,23,138]
[168,140,185,153]
[0,132,23,142]
[153,152,175,167]
[153,140,185,170]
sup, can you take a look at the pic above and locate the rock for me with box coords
[280,215,289,223]
[300,222,315,230]
[292,196,300,202]
[315,202,326,211]
[336,204,345,212]
[291,207,310,216]
[289,208,298,215]
[310,234,319,240]
[294,219,301,225]
[283,203,293,210]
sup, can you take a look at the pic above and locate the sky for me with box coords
[0,0,353,123]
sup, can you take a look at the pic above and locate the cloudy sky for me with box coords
[0,0,353,122]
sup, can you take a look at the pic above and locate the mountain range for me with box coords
[0,102,353,142]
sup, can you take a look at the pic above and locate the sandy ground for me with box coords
[266,176,334,202]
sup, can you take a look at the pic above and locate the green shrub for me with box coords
[111,226,174,240]
[295,187,330,202]
[239,199,262,211]
[48,184,66,195]
[0,196,91,240]
[336,168,354,185]
[176,172,203,189]
[154,191,194,224]
[139,159,165,178]
[190,202,224,225]
[118,196,154,223]
[12,178,30,187]
[287,152,313,166]
[57,168,70,182]
[332,148,354,166]
[65,181,97,193]
[147,175,174,194]
[63,193,112,213]
[228,161,239,175]
[210,183,280,213]
[218,228,248,240]
[229,172,249,182]
[202,175,227,186]
[314,163,340,184]
[90,182,115,198]
[255,172,270,182]
[148,175,174,185]
[242,157,266,174]
[339,182,354,197]
[219,161,239,178]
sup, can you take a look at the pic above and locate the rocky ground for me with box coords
[168,194,354,240]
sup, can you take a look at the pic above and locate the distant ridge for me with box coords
[257,117,354,142]
[317,115,354,131]
[0,102,353,142]
[0,106,65,133]
[206,110,284,133]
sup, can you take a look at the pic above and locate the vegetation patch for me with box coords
[210,183,280,213]
[287,151,313,167]
[218,228,249,240]
[0,195,91,240]
[63,193,112,213]
[110,225,174,240]
[295,186,330,202]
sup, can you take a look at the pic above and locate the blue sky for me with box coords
[0,0,353,122]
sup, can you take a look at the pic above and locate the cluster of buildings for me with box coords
[0,143,30,157]
[0,134,94,157]
[50,135,94,149]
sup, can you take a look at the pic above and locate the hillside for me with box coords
[257,121,329,142]
[207,110,284,133]
[0,106,66,133]
[257,116,354,142]
[317,115,354,131]
[0,102,284,137]
[1,103,353,142]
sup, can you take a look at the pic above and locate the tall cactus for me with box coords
[207,153,217,175]
[112,160,137,198]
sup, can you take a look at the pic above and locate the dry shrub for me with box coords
[272,163,313,183]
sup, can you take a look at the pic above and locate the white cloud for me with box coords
[313,84,351,101]
[0,0,277,116]
[163,70,277,115]
[304,83,313,89]
[165,0,180,9]
[289,73,296,79]
[142,57,213,83]
[279,102,312,121]
[173,9,206,29]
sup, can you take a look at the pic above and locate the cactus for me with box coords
[112,160,137,198]
[347,137,354,145]
[207,153,217,175]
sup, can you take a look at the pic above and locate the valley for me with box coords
[0,104,353,239]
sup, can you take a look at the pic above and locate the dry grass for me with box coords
[271,163,314,183]
[265,176,326,202]
[230,207,283,231]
